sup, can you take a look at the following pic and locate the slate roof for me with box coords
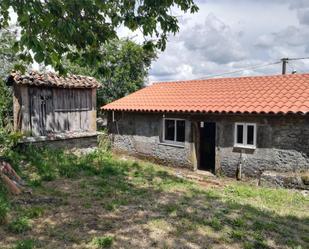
[102,74,309,115]
[8,71,100,89]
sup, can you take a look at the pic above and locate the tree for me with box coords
[0,0,198,73]
[65,39,156,107]
[0,29,25,128]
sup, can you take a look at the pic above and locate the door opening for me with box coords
[199,122,216,173]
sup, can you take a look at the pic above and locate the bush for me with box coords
[0,79,13,128]
[0,129,23,155]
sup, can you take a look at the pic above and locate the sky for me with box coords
[7,0,309,82]
[144,0,309,82]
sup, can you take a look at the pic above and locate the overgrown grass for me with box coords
[0,182,9,224]
[0,146,308,248]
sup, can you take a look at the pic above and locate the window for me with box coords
[234,123,257,148]
[163,118,186,144]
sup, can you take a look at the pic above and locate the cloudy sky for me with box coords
[145,0,309,82]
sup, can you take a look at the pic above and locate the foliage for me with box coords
[65,39,156,106]
[0,188,9,224]
[92,236,114,248]
[0,29,24,79]
[23,207,45,219]
[0,0,198,73]
[8,216,31,233]
[14,239,35,249]
[98,129,112,152]
[0,29,25,128]
[0,80,12,128]
[0,129,22,155]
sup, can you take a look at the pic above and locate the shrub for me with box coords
[0,79,13,129]
[0,129,23,155]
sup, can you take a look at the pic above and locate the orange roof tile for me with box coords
[101,74,309,115]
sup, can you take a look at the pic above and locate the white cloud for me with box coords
[149,0,309,82]
[182,14,247,64]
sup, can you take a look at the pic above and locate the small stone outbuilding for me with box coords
[7,71,100,147]
[102,74,309,177]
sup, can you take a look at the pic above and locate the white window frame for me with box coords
[234,122,257,149]
[162,118,186,145]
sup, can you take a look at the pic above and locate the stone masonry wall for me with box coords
[214,115,309,177]
[107,111,309,177]
[108,112,194,169]
[19,135,98,150]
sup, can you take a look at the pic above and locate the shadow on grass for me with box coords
[1,147,308,249]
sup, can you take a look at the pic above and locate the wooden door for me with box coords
[29,87,54,136]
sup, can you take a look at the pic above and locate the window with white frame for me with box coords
[163,118,185,144]
[234,123,257,148]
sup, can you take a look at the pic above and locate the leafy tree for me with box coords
[0,30,25,157]
[0,29,25,128]
[0,0,198,73]
[66,39,156,107]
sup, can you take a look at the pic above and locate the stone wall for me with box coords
[107,111,309,177]
[213,115,309,177]
[108,112,194,169]
[19,134,98,150]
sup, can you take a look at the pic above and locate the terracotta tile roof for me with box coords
[102,74,309,115]
[8,71,100,88]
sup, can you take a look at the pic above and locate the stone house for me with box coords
[7,71,100,148]
[101,74,309,177]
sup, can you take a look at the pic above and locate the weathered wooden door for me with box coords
[29,87,54,136]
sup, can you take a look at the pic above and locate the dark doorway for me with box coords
[199,122,216,172]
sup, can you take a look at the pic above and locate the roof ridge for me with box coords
[151,73,309,85]
[13,70,96,80]
[9,70,100,89]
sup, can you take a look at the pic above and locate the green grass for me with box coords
[14,239,35,249]
[91,236,114,248]
[0,146,308,248]
[0,191,9,224]
[8,216,31,233]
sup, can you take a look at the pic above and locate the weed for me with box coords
[231,217,245,227]
[206,217,223,231]
[14,239,35,249]
[24,207,44,219]
[0,194,9,224]
[229,229,245,241]
[83,202,92,209]
[164,203,178,214]
[8,216,31,233]
[92,236,114,248]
